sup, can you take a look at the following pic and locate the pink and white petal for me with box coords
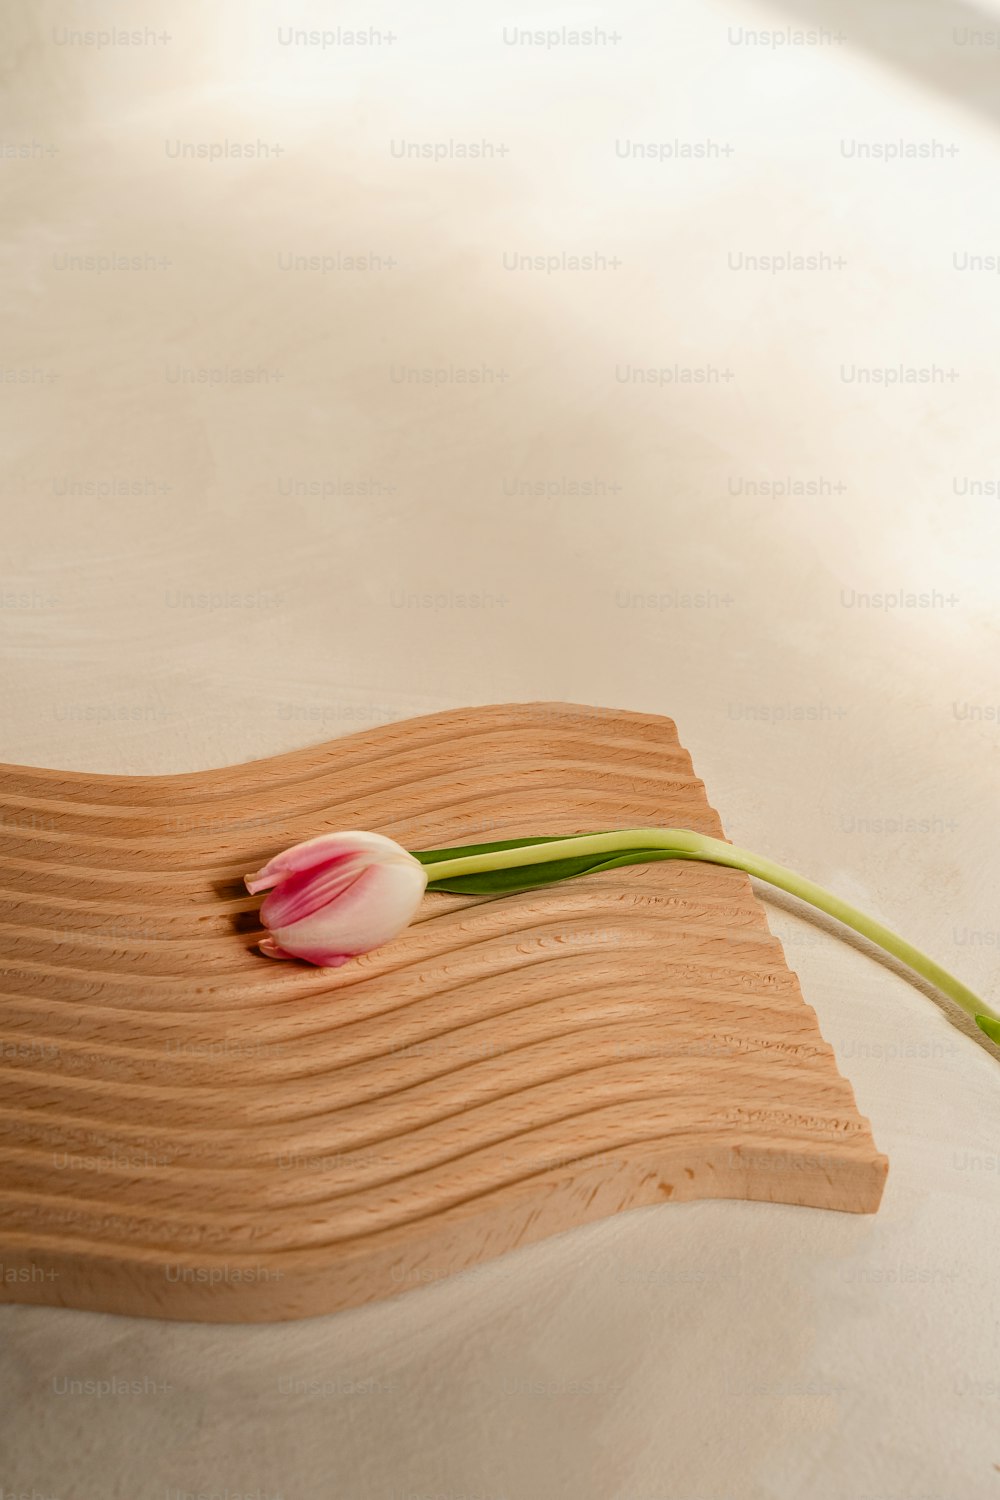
[245,830,418,894]
[245,833,356,895]
[269,861,427,964]
[319,861,428,951]
[258,937,299,960]
[258,855,368,928]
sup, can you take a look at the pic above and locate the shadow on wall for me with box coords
[759,0,1000,130]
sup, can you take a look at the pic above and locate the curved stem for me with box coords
[424,828,997,1029]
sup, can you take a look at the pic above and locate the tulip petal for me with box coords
[267,861,427,965]
[258,855,367,928]
[247,829,428,967]
[259,937,298,960]
[245,831,414,895]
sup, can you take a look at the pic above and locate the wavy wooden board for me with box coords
[0,702,886,1322]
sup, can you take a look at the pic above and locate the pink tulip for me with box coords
[244,831,428,966]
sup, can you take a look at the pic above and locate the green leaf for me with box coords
[412,834,695,894]
[975,1013,1000,1045]
[412,834,579,866]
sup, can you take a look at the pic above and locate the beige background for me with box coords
[2,0,1000,1496]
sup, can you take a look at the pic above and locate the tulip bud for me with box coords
[245,831,428,966]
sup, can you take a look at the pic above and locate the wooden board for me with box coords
[0,702,887,1322]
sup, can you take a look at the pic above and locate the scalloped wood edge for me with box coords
[0,702,887,1321]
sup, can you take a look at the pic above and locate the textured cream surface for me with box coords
[1,0,999,1496]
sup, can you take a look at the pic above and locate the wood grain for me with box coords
[0,702,887,1321]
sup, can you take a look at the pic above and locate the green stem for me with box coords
[425,828,998,1033]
